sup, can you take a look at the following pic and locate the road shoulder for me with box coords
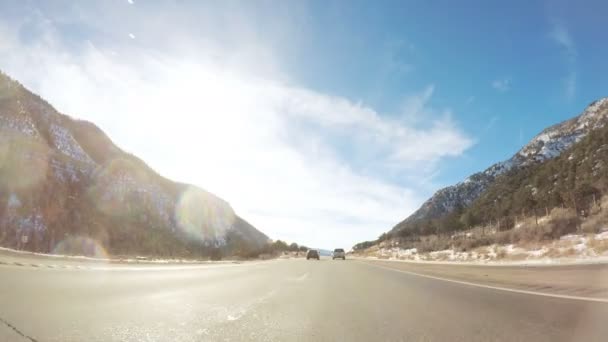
[358,258,608,301]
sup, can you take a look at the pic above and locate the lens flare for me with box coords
[0,133,49,191]
[175,186,235,243]
[87,158,150,218]
[52,236,109,259]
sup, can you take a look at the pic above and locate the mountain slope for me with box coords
[0,71,269,258]
[389,98,608,235]
[458,121,608,229]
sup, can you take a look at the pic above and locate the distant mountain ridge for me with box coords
[0,71,269,257]
[390,98,608,234]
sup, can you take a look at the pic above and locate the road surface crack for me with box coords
[0,316,39,342]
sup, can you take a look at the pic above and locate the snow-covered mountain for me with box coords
[0,71,269,257]
[391,98,608,233]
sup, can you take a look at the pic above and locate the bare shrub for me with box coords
[510,224,545,243]
[454,235,495,252]
[581,209,608,234]
[490,209,578,245]
[471,236,493,249]
[418,237,451,253]
[494,231,513,245]
[496,248,507,259]
[544,246,568,258]
[453,239,468,252]
[546,208,579,239]
[375,202,608,257]
[505,209,577,244]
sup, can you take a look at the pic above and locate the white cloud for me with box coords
[550,24,577,100]
[127,0,134,4]
[128,33,135,39]
[491,78,510,92]
[0,6,473,249]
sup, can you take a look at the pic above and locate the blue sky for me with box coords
[1,0,607,249]
[279,0,608,184]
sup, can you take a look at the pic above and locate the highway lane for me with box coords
[1,258,608,341]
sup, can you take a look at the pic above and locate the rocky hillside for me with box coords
[0,72,269,258]
[390,98,608,234]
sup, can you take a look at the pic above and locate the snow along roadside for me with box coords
[352,231,608,267]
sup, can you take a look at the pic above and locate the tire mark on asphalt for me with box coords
[0,316,39,342]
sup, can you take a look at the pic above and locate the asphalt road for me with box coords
[2,257,608,341]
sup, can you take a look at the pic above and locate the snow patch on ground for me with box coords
[486,246,497,259]
[368,230,608,265]
[560,234,581,241]
[504,244,526,255]
[595,231,608,240]
[527,247,547,257]
[0,246,249,265]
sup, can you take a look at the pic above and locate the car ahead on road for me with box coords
[333,248,346,260]
[306,249,320,260]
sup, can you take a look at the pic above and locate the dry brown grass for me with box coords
[384,209,578,256]
[417,236,451,253]
[546,208,579,237]
[515,240,543,251]
[588,237,608,254]
[496,249,507,259]
[363,203,608,259]
[581,209,608,234]
[542,246,574,258]
[432,252,450,261]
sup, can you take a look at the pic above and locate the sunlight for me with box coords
[0,133,49,191]
[175,186,236,244]
[52,236,109,259]
[87,158,150,218]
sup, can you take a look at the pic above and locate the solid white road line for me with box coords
[360,261,608,304]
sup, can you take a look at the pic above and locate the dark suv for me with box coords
[333,248,346,260]
[306,249,320,260]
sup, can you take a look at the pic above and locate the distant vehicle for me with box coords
[306,249,320,260]
[333,248,346,260]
